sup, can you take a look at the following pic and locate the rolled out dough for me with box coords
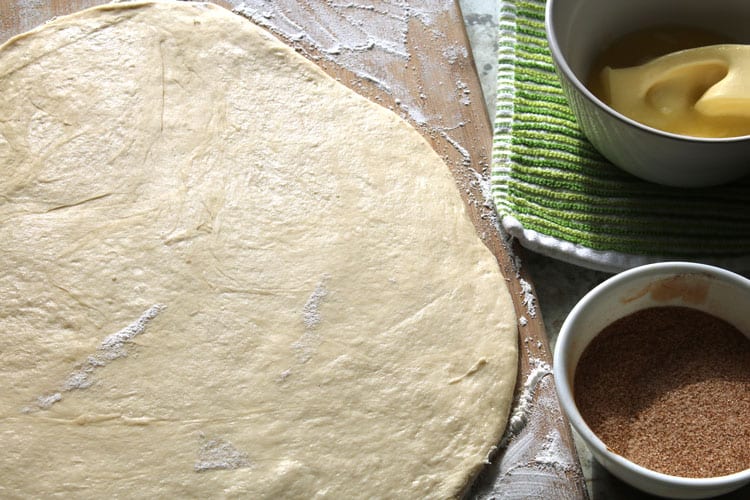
[0,1,517,497]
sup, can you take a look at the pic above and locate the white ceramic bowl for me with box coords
[545,0,750,187]
[554,262,750,499]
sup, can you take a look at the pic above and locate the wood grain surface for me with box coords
[0,1,587,497]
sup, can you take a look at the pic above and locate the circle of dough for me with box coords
[0,1,517,497]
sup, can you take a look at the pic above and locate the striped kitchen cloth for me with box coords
[492,0,750,273]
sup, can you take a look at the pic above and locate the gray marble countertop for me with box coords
[459,1,749,498]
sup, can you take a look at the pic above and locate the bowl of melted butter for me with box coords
[546,0,750,187]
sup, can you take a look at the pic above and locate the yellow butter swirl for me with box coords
[603,44,750,137]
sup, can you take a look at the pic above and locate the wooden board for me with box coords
[0,1,587,498]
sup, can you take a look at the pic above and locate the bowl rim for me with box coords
[544,0,750,144]
[553,261,750,487]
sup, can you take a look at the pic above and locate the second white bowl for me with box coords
[554,262,750,498]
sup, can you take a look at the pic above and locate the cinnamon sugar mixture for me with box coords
[574,306,750,478]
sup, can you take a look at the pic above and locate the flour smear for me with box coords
[27,304,165,412]
[231,1,470,130]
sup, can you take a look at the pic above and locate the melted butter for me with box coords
[588,26,731,97]
[587,26,750,137]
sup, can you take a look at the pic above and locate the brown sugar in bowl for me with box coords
[554,262,750,499]
[574,306,749,478]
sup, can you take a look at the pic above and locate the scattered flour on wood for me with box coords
[499,358,551,447]
[439,129,471,167]
[476,359,581,499]
[443,44,468,64]
[232,1,410,60]
[535,428,569,467]
[456,80,471,106]
[231,1,453,134]
[518,278,537,318]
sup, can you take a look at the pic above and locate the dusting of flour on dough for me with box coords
[97,304,164,357]
[27,304,165,412]
[302,278,329,329]
[291,276,330,364]
[36,392,62,409]
[194,434,251,473]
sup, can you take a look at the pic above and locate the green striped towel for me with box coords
[492,0,750,273]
